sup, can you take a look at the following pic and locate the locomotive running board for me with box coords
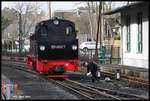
[47,75,69,77]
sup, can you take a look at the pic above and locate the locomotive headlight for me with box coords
[53,20,59,25]
[72,45,77,51]
[40,45,45,51]
[65,64,69,66]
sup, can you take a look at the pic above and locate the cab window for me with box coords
[66,26,73,35]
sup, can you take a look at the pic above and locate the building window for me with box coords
[137,13,143,53]
[126,15,130,52]
[105,24,108,35]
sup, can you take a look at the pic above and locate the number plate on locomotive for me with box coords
[51,45,66,49]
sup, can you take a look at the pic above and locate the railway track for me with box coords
[2,57,26,63]
[46,78,120,100]
[3,57,149,88]
[101,70,149,88]
[85,84,148,99]
[63,79,148,99]
[2,60,148,100]
[2,61,118,99]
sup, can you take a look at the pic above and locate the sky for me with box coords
[1,1,84,16]
[1,1,125,17]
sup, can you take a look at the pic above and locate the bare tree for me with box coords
[103,1,112,12]
[87,1,94,41]
[86,2,99,41]
[14,2,24,52]
[14,2,45,53]
[14,2,45,38]
[74,2,101,41]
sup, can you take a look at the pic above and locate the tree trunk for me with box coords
[87,2,94,41]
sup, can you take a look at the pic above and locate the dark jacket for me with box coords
[87,62,98,74]
[86,61,99,83]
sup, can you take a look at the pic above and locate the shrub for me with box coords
[113,34,120,40]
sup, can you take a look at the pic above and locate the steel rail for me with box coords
[86,84,149,99]
[65,79,148,100]
[2,62,37,75]
[58,81,118,99]
[46,78,95,100]
[101,70,149,87]
[2,58,149,87]
[1,61,119,100]
[2,60,149,100]
[2,62,95,99]
[2,59,149,87]
[65,78,120,100]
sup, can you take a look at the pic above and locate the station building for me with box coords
[103,2,149,69]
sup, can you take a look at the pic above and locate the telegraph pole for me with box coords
[99,2,102,48]
[48,2,51,19]
[19,12,22,53]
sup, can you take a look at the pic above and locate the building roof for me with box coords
[103,2,147,15]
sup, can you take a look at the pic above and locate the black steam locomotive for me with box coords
[26,18,78,77]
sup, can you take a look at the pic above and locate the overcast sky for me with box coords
[1,1,125,16]
[2,2,83,15]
